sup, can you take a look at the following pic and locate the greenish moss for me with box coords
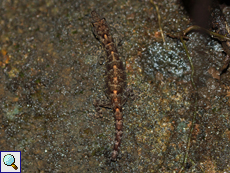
[19,71,24,77]
[72,30,77,34]
[35,79,41,84]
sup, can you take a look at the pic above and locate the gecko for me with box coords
[91,10,130,161]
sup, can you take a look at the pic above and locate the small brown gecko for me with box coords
[91,10,131,161]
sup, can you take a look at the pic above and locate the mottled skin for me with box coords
[91,11,126,161]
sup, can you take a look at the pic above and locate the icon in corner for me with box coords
[3,154,18,170]
[1,151,21,172]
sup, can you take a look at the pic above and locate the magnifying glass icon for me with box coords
[3,154,18,170]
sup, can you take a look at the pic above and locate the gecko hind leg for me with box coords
[93,97,112,119]
[121,87,135,106]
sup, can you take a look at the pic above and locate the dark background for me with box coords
[0,0,230,172]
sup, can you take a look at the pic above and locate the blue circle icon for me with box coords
[3,154,18,170]
[3,154,14,165]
